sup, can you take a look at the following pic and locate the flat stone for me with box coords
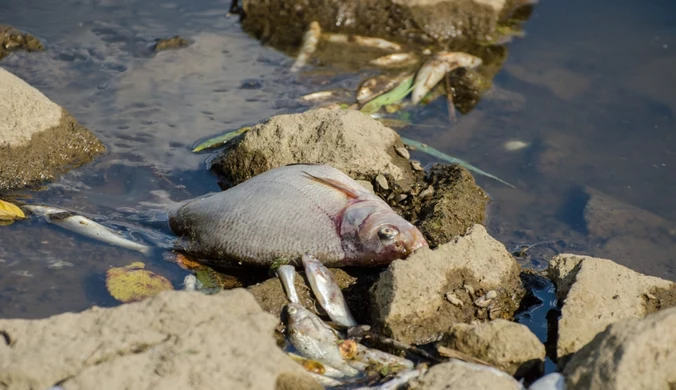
[440,319,545,376]
[563,306,676,390]
[0,289,314,390]
[547,254,676,365]
[0,67,105,190]
[371,224,524,344]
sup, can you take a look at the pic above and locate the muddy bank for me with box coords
[0,68,105,191]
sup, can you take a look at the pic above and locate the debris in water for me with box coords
[291,21,321,72]
[106,262,173,303]
[192,126,251,152]
[504,140,530,151]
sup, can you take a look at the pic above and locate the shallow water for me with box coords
[1,0,674,335]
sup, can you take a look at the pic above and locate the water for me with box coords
[0,0,674,330]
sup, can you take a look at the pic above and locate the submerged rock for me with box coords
[563,306,676,390]
[409,360,523,390]
[154,35,190,52]
[0,68,105,191]
[0,289,314,390]
[371,224,524,345]
[547,254,676,366]
[440,319,545,377]
[0,25,44,60]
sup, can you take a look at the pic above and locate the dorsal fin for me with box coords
[302,171,360,199]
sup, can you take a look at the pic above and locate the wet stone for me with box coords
[154,35,190,52]
[0,25,44,60]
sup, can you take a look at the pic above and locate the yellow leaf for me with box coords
[106,262,173,303]
[0,199,25,221]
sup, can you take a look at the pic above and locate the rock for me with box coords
[412,164,489,248]
[409,360,524,390]
[371,224,524,345]
[211,109,415,186]
[547,254,676,365]
[240,0,515,49]
[0,289,314,390]
[0,68,105,190]
[0,25,44,61]
[154,36,190,52]
[563,306,676,390]
[440,319,545,377]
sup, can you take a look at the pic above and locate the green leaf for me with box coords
[360,76,414,114]
[401,137,515,188]
[192,126,251,153]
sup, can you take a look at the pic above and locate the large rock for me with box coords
[563,306,676,390]
[409,360,524,390]
[0,68,105,190]
[211,108,415,186]
[240,0,517,49]
[371,224,524,345]
[547,254,676,365]
[0,289,315,390]
[440,319,545,377]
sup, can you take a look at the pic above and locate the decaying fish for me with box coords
[168,164,427,267]
[411,52,483,104]
[357,72,413,105]
[284,302,360,376]
[291,21,321,72]
[322,33,402,51]
[22,205,153,256]
[301,254,357,327]
[369,53,418,68]
[277,264,300,304]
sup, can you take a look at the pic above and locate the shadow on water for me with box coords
[0,0,675,322]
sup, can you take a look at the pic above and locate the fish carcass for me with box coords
[168,164,427,267]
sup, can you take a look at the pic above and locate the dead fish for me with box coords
[22,205,153,256]
[291,21,321,72]
[369,53,418,68]
[357,72,413,105]
[322,33,402,51]
[277,264,300,303]
[168,164,427,267]
[354,343,414,370]
[411,52,483,104]
[301,254,357,327]
[528,373,566,390]
[354,365,427,390]
[284,303,361,376]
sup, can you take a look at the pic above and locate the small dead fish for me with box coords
[411,52,483,104]
[322,33,402,51]
[300,90,340,102]
[22,205,153,256]
[168,164,427,267]
[357,72,413,105]
[528,373,566,390]
[301,254,357,327]
[354,343,414,370]
[277,264,300,303]
[183,274,197,291]
[369,53,418,68]
[291,21,321,72]
[504,140,530,151]
[284,303,360,376]
[354,365,428,390]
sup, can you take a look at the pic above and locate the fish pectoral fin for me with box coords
[302,172,360,199]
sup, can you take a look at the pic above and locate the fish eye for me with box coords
[378,225,400,240]
[288,306,297,315]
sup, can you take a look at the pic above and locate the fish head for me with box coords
[341,201,428,265]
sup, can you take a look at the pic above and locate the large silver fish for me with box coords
[168,164,427,267]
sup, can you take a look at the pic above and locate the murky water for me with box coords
[1,0,675,338]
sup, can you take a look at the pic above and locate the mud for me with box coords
[0,25,44,61]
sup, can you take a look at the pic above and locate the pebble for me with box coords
[419,186,435,199]
[411,161,424,171]
[395,146,411,160]
[446,292,464,307]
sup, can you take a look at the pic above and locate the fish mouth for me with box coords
[404,230,428,256]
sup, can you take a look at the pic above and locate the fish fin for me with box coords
[302,172,360,199]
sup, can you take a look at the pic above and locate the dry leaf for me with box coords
[106,262,173,303]
[0,199,25,222]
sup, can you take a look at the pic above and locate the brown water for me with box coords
[0,0,675,324]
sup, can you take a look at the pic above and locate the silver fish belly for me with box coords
[168,164,427,267]
[285,303,360,377]
[23,205,153,255]
[302,254,357,327]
